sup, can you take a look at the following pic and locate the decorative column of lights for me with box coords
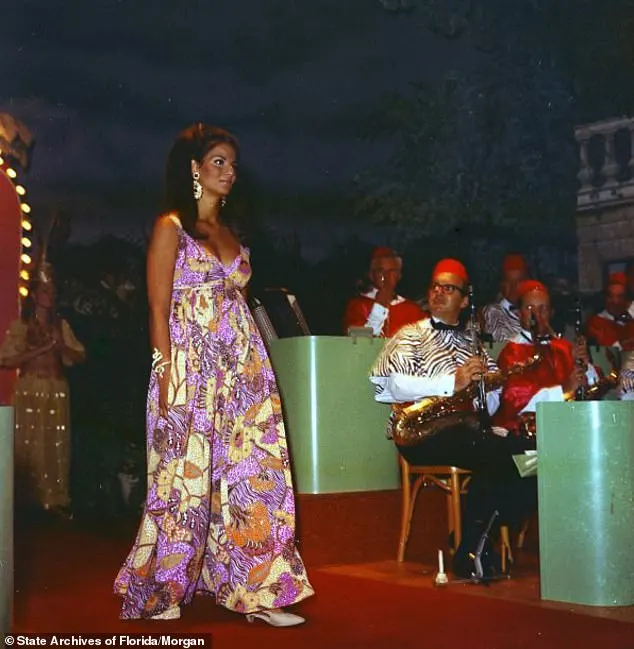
[0,148,33,297]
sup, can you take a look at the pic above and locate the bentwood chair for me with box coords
[500,519,532,573]
[397,456,472,562]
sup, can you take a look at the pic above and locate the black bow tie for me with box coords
[431,319,461,331]
[521,331,552,345]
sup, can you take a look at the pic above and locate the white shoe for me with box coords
[246,610,305,627]
[151,607,181,620]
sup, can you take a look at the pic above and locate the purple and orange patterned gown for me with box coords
[114,216,314,619]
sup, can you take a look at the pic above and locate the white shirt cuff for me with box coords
[371,372,455,403]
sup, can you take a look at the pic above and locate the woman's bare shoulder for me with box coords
[150,213,184,247]
[155,212,182,231]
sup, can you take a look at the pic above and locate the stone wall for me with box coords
[577,204,634,293]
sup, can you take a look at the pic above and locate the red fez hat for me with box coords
[371,246,397,260]
[502,254,528,274]
[608,271,627,287]
[432,258,468,283]
[518,279,549,299]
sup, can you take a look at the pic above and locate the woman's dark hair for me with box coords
[164,123,240,239]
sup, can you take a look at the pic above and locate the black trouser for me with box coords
[397,425,536,538]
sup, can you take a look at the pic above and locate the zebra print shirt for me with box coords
[619,350,634,396]
[369,317,498,402]
[482,299,521,342]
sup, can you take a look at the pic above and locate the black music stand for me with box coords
[255,287,311,339]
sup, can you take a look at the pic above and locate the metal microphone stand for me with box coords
[433,510,511,586]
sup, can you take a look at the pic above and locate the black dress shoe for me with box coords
[452,515,501,580]
[452,544,501,580]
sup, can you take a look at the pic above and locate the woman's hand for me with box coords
[48,338,63,354]
[43,338,57,351]
[158,373,170,419]
[35,338,58,357]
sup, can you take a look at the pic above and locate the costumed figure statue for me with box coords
[0,235,85,514]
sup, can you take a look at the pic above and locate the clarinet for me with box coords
[468,285,491,436]
[528,307,538,340]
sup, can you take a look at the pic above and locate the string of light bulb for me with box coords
[0,148,33,297]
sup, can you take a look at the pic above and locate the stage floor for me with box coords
[324,559,634,624]
[15,508,634,624]
[8,515,634,649]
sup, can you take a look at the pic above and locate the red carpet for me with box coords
[13,517,634,649]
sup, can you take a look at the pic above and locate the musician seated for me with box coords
[369,258,534,578]
[494,280,599,435]
[482,254,529,342]
[585,272,634,350]
[343,247,427,337]
[617,263,634,400]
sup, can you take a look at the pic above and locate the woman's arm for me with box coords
[147,215,179,417]
[1,342,55,368]
[59,319,86,366]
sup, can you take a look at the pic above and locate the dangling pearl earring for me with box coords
[192,171,202,200]
[221,197,227,208]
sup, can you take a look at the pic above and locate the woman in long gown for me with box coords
[114,124,314,625]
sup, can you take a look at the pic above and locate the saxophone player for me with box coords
[369,259,534,578]
[493,280,599,435]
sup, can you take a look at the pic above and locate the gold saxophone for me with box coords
[518,368,620,438]
[391,353,541,447]
[573,364,620,401]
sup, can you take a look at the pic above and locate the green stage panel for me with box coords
[0,406,13,635]
[268,336,397,494]
[537,401,634,607]
[268,338,619,495]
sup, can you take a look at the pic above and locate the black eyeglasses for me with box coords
[430,282,464,295]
